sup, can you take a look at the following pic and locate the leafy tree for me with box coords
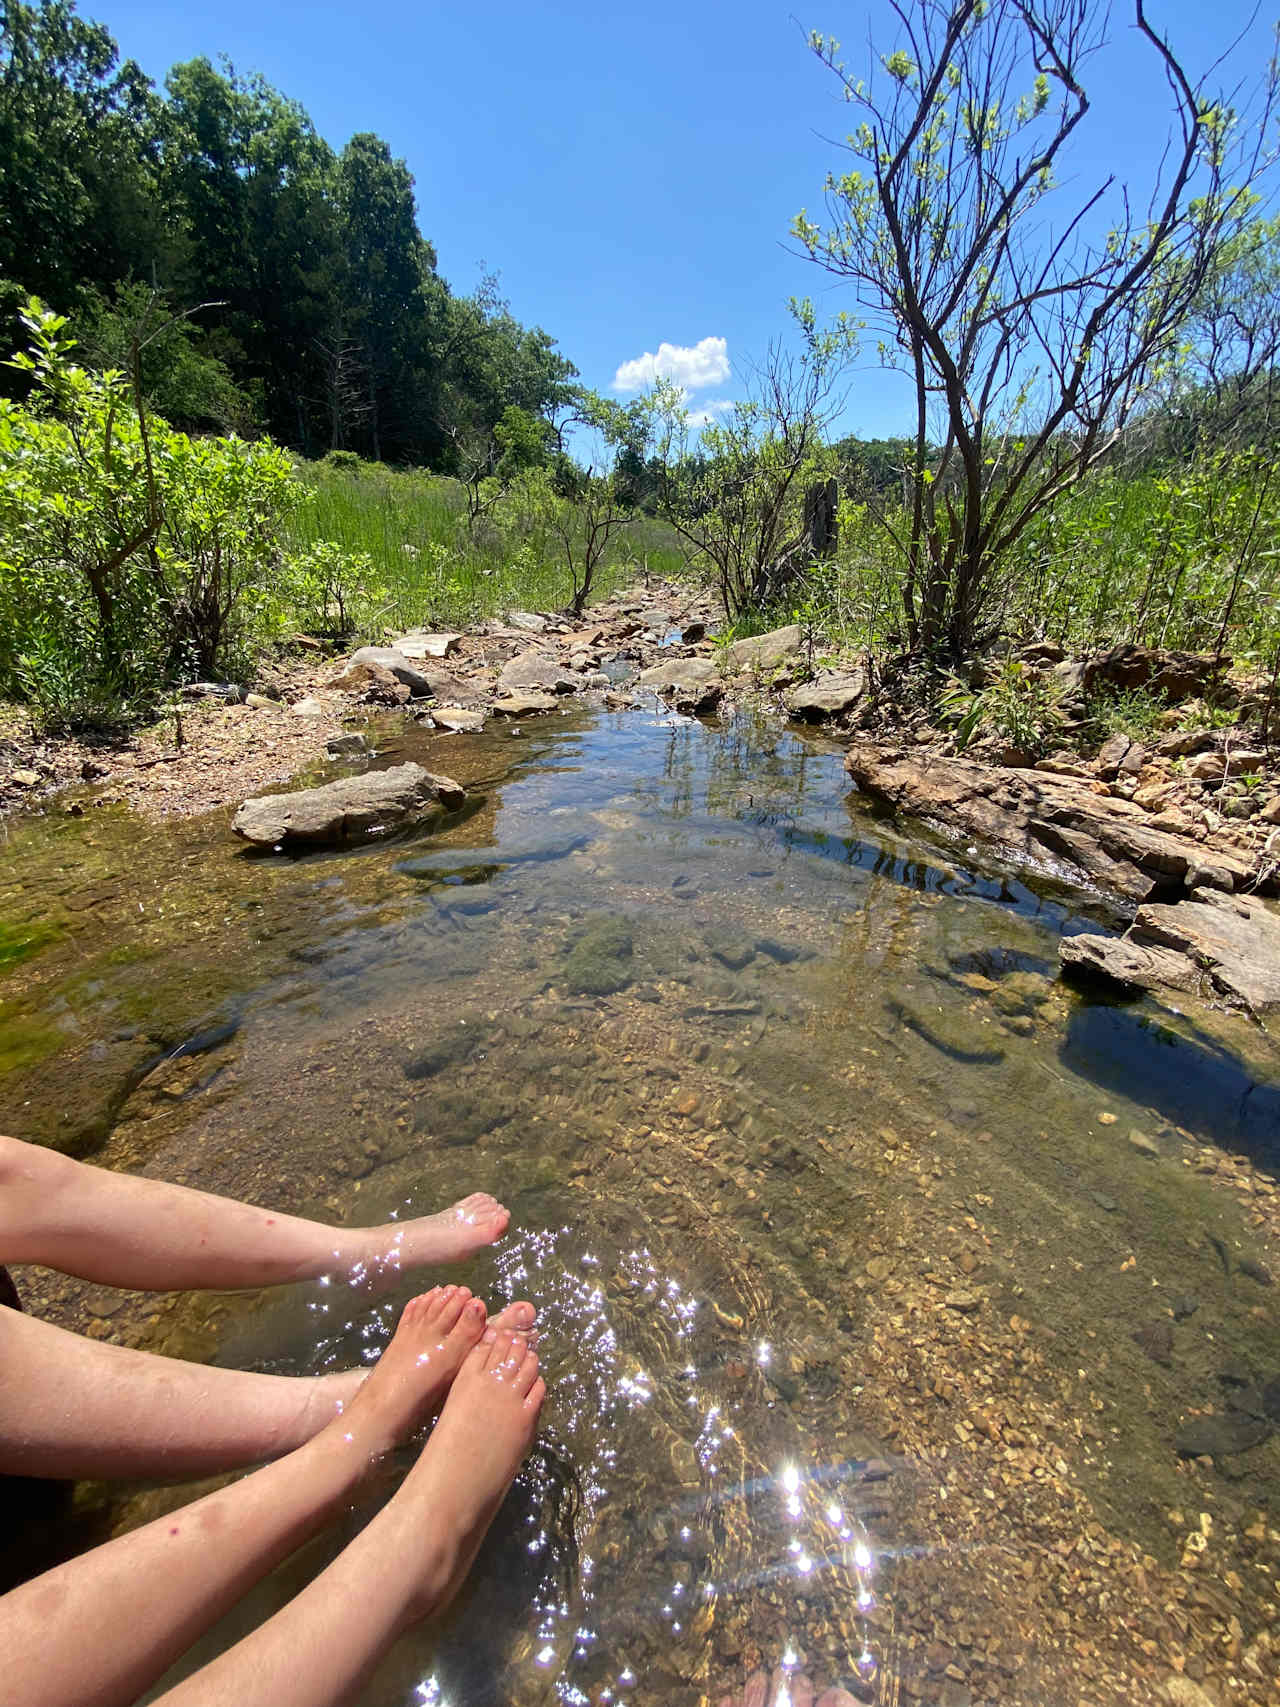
[336,131,434,460]
[795,0,1279,665]
[0,4,578,471]
[648,313,849,617]
[76,282,255,433]
[163,56,342,449]
[0,0,165,308]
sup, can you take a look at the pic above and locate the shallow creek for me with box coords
[2,702,1279,1706]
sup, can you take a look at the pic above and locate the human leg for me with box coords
[0,1294,536,1481]
[0,1134,510,1291]
[151,1329,545,1707]
[0,1286,499,1707]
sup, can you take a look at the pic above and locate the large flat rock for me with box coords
[335,646,436,697]
[785,669,866,720]
[721,624,803,675]
[233,763,465,848]
[1064,889,1280,1013]
[845,741,1259,907]
[393,631,462,661]
[637,657,724,712]
[496,651,582,695]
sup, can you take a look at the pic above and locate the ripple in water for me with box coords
[303,1224,898,1706]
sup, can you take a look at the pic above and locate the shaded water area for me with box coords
[3,702,1280,1705]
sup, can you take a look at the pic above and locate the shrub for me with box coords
[938,657,1065,756]
[0,299,301,724]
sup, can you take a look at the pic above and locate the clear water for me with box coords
[2,702,1277,1705]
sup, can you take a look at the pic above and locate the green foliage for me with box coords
[1084,685,1170,742]
[937,657,1065,756]
[0,299,299,724]
[0,5,576,470]
[75,284,255,434]
[282,541,385,637]
[647,313,850,619]
[284,456,687,636]
[797,2,1277,664]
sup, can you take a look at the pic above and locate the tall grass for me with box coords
[284,459,690,635]
[806,448,1280,667]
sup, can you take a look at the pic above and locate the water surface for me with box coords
[3,702,1278,1706]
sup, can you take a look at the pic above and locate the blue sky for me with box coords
[97,0,1276,438]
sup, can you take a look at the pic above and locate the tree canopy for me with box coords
[0,0,575,468]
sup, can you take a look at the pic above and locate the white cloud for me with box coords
[612,336,730,393]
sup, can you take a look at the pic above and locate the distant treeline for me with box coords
[0,0,577,467]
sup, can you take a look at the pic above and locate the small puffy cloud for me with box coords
[612,335,730,393]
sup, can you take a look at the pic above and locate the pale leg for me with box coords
[0,1134,510,1291]
[0,1295,536,1480]
[0,1288,499,1707]
[153,1330,546,1707]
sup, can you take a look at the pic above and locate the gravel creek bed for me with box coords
[1,698,1278,1707]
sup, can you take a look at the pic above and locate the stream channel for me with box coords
[2,698,1279,1705]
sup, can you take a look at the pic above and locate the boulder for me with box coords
[496,651,582,696]
[1188,748,1267,783]
[1097,732,1132,779]
[637,657,724,713]
[394,631,462,661]
[845,741,1261,907]
[428,706,486,733]
[1061,888,1280,1012]
[326,733,370,758]
[329,660,410,704]
[233,763,464,848]
[785,669,866,720]
[1082,644,1230,704]
[563,916,634,995]
[289,697,327,718]
[720,624,804,676]
[336,646,434,697]
[506,610,548,633]
[1060,933,1199,994]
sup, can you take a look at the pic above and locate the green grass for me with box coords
[284,460,691,636]
[805,448,1280,668]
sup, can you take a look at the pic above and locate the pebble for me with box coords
[1128,1128,1160,1159]
[944,1290,981,1313]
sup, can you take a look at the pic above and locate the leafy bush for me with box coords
[1084,685,1170,741]
[0,299,300,724]
[938,658,1065,756]
[282,541,386,638]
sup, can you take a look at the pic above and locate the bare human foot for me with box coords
[720,1670,855,1707]
[320,1286,488,1458]
[386,1326,546,1627]
[353,1193,511,1277]
[297,1297,538,1442]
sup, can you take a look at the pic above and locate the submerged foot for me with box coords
[299,1299,537,1442]
[329,1285,487,1455]
[720,1670,855,1707]
[363,1192,511,1272]
[395,1326,545,1623]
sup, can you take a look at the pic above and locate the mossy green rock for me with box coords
[563,917,634,995]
